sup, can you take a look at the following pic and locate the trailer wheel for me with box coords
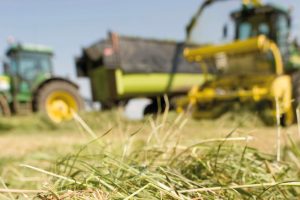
[0,95,11,116]
[143,97,167,116]
[292,70,300,123]
[35,80,83,123]
[280,108,294,126]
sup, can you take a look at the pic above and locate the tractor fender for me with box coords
[32,77,79,111]
[36,77,79,90]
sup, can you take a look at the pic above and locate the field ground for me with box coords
[0,109,299,198]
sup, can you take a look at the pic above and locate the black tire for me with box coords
[143,103,159,115]
[293,70,300,109]
[35,80,83,122]
[287,70,300,126]
[101,100,128,110]
[291,70,300,125]
[0,95,11,116]
[143,97,166,116]
[101,101,117,110]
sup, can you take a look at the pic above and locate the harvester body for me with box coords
[179,1,300,125]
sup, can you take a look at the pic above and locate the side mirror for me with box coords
[3,62,9,74]
[223,23,228,39]
[293,38,299,49]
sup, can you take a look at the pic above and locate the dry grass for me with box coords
[0,109,300,199]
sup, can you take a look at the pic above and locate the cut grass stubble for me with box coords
[2,101,300,199]
[22,104,300,198]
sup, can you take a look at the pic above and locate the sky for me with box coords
[0,0,299,100]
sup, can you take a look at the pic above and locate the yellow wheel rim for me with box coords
[46,91,78,123]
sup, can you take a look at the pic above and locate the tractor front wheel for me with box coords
[35,80,83,123]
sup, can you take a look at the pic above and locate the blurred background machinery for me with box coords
[0,43,83,122]
[177,0,300,125]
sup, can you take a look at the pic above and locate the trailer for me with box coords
[76,32,205,113]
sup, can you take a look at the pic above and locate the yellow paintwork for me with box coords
[242,0,262,7]
[188,81,269,104]
[179,35,293,125]
[271,75,294,124]
[269,42,284,75]
[177,75,293,125]
[184,35,284,75]
[46,91,78,123]
[184,36,269,61]
[187,76,291,110]
[115,69,206,96]
[115,69,124,95]
[89,68,207,103]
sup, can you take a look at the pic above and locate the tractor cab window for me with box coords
[17,52,52,81]
[258,23,270,35]
[8,51,53,92]
[276,14,289,56]
[8,56,18,76]
[237,14,271,40]
[238,22,252,40]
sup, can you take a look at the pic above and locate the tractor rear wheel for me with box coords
[35,80,83,123]
[0,95,11,116]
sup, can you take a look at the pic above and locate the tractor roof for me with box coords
[6,43,53,56]
[231,3,289,19]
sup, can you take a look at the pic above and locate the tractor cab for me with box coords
[5,43,53,102]
[232,4,291,59]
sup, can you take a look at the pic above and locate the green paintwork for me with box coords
[7,43,53,55]
[4,44,54,105]
[117,70,205,96]
[266,3,289,13]
[14,73,51,102]
[89,67,114,102]
[89,67,205,103]
[287,44,300,71]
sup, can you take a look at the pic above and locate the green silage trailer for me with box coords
[76,32,205,112]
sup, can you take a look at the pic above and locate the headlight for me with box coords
[0,76,10,91]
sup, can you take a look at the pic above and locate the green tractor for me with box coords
[0,43,83,122]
